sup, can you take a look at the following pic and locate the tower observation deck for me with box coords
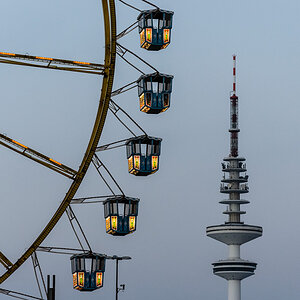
[206,56,262,300]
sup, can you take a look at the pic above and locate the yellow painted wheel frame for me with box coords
[0,0,116,284]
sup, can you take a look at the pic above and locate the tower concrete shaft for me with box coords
[206,56,262,300]
[228,280,241,300]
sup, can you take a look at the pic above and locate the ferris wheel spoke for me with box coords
[0,133,77,179]
[118,0,142,12]
[111,80,137,97]
[36,246,86,256]
[96,138,128,152]
[0,252,13,270]
[71,195,115,204]
[66,206,92,252]
[92,154,125,196]
[109,100,148,136]
[0,52,105,75]
[31,253,47,300]
[141,0,160,9]
[116,43,158,73]
[116,21,139,40]
[0,288,43,300]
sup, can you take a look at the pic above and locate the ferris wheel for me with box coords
[0,0,174,299]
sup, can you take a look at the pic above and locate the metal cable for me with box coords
[110,99,148,136]
[65,208,85,252]
[31,256,43,299]
[142,0,159,9]
[111,80,138,97]
[109,106,137,136]
[92,158,116,196]
[117,21,139,40]
[71,195,112,204]
[31,253,47,299]
[0,289,44,300]
[117,43,158,72]
[94,154,125,196]
[117,52,145,74]
[67,206,92,252]
[118,0,142,12]
[96,138,129,152]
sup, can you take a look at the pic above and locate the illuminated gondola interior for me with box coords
[70,253,106,291]
[137,72,173,114]
[137,9,174,51]
[126,135,162,176]
[104,196,140,236]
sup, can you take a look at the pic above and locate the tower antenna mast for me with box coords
[230,54,239,158]
[233,54,236,94]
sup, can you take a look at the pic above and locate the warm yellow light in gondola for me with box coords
[163,29,170,43]
[73,273,77,288]
[141,106,150,113]
[152,156,158,170]
[111,216,118,231]
[144,42,151,49]
[105,217,111,232]
[128,156,133,172]
[78,272,85,287]
[96,272,103,287]
[134,155,140,170]
[139,93,145,110]
[146,28,152,43]
[129,216,136,231]
[140,29,145,46]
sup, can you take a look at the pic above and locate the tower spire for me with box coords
[229,55,239,157]
[233,54,236,95]
[206,56,262,300]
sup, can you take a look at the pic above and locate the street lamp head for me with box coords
[110,255,132,260]
[120,256,131,260]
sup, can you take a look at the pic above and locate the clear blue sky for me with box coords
[0,0,300,299]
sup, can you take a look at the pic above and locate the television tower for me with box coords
[206,56,262,300]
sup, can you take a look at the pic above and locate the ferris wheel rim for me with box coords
[0,0,117,284]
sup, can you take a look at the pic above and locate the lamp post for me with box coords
[109,255,131,300]
[47,275,55,300]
